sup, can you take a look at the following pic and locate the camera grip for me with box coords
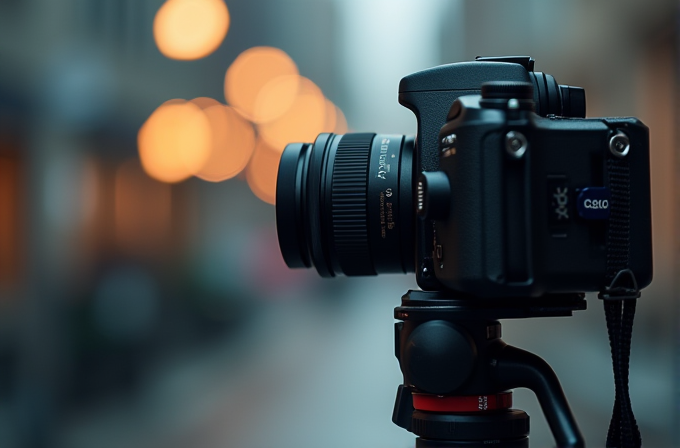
[398,61,533,290]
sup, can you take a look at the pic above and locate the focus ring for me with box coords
[331,133,375,275]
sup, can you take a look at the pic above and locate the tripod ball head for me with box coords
[402,321,477,394]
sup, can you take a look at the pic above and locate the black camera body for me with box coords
[417,89,652,297]
[275,56,653,299]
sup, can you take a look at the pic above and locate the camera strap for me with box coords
[598,151,642,448]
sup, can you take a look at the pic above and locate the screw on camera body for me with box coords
[609,131,630,157]
[505,130,527,158]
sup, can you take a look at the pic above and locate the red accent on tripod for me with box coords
[412,392,512,412]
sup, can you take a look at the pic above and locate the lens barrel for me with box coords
[276,133,415,277]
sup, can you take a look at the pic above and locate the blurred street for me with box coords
[0,1,678,447]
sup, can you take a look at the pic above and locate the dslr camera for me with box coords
[275,56,652,299]
[275,57,652,447]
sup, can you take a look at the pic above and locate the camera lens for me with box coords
[276,133,415,277]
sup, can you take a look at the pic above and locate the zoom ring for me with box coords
[331,133,375,275]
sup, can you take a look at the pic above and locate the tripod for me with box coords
[392,290,587,448]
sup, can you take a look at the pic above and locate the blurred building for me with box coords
[0,1,677,447]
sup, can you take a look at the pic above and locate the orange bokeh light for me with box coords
[138,100,212,183]
[334,105,348,134]
[154,0,230,61]
[195,104,256,182]
[322,99,349,134]
[190,97,222,110]
[224,47,299,122]
[322,99,337,133]
[253,74,301,124]
[258,77,327,151]
[246,139,283,205]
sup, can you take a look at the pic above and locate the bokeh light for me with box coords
[138,100,212,183]
[190,96,222,110]
[246,139,283,205]
[323,99,349,134]
[334,105,348,134]
[154,0,230,61]
[224,47,299,122]
[253,74,301,124]
[257,77,327,150]
[195,104,256,182]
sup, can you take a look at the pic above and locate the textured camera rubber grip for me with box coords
[331,133,375,275]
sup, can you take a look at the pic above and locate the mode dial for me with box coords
[480,81,535,111]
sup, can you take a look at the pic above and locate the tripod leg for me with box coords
[492,345,585,448]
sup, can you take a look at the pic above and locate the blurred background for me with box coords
[0,0,678,447]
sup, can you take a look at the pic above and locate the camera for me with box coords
[275,56,652,298]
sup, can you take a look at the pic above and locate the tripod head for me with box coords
[392,291,587,448]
